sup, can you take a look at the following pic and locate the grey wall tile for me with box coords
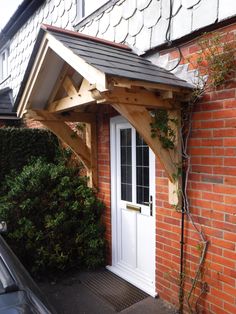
[128,9,143,36]
[218,0,236,20]
[143,0,161,28]
[192,0,218,31]
[115,18,129,42]
[137,0,152,11]
[171,6,192,40]
[122,0,137,19]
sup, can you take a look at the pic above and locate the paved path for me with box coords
[39,271,176,314]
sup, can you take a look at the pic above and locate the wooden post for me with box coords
[85,121,98,189]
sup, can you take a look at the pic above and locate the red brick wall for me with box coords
[95,24,236,314]
[154,24,236,313]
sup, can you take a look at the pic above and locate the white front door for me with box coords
[108,116,156,297]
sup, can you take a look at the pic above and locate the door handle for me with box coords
[126,203,141,213]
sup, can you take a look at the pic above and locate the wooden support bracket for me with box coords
[112,103,180,183]
[27,109,98,189]
[27,110,91,170]
[27,109,96,123]
[168,109,182,206]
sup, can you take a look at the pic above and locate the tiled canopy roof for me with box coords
[43,25,192,89]
[15,24,193,116]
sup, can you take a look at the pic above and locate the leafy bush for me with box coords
[0,128,60,182]
[0,158,105,276]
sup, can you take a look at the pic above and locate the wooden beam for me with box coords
[108,76,188,93]
[93,87,174,109]
[42,120,91,169]
[26,109,96,123]
[112,103,178,182]
[48,79,95,112]
[27,110,91,169]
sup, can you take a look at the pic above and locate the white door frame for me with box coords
[107,115,157,297]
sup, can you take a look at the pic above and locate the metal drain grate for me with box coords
[81,270,148,312]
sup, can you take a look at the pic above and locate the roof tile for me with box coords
[143,0,161,28]
[128,10,143,36]
[110,3,123,27]
[115,18,129,43]
[192,0,218,31]
[171,6,192,40]
[218,0,236,20]
[182,0,201,9]
[0,88,14,114]
[151,17,169,47]
[99,12,110,34]
[44,26,192,89]
[172,0,182,16]
[137,0,152,11]
[135,26,151,52]
[122,0,137,20]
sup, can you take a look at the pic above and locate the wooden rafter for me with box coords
[112,103,179,183]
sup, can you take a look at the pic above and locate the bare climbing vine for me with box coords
[150,31,235,313]
[189,32,236,95]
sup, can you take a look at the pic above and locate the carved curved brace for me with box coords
[27,109,91,169]
[112,103,180,183]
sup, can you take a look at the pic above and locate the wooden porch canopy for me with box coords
[17,24,192,190]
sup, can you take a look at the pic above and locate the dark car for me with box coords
[0,222,57,314]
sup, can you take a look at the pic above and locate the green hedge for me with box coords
[0,158,105,276]
[0,128,59,182]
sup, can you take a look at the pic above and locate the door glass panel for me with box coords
[136,133,149,205]
[120,129,132,201]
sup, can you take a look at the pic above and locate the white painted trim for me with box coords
[110,115,127,266]
[107,265,157,297]
[46,33,107,91]
[17,37,49,117]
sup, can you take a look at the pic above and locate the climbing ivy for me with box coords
[150,109,178,150]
